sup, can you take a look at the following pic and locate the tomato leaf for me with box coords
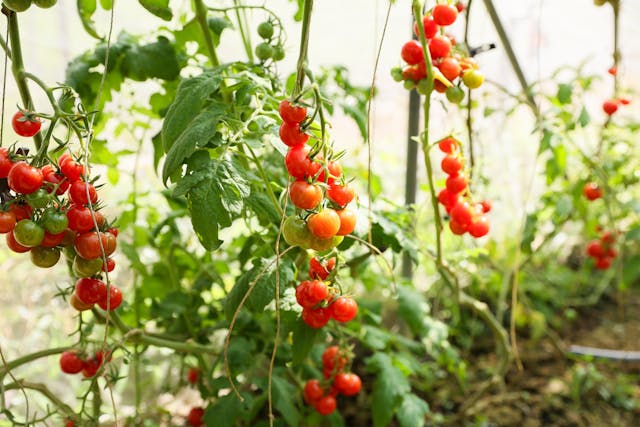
[367,353,410,427]
[121,36,181,81]
[397,394,430,427]
[203,393,244,427]
[224,257,295,320]
[271,375,300,427]
[208,16,234,46]
[77,0,100,39]
[291,318,320,365]
[174,158,250,250]
[397,286,429,336]
[138,0,172,21]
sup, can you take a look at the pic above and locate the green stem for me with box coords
[413,0,443,265]
[612,0,620,96]
[293,0,314,97]
[0,347,68,381]
[194,0,220,67]
[246,145,283,217]
[0,31,11,59]
[3,381,77,419]
[6,8,43,150]
[233,0,254,63]
[464,0,476,184]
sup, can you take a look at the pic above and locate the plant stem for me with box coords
[0,346,68,381]
[233,0,254,63]
[246,145,283,217]
[5,8,43,150]
[293,0,314,97]
[464,0,476,184]
[4,380,77,419]
[194,0,220,67]
[612,0,620,96]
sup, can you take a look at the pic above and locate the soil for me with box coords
[457,291,640,427]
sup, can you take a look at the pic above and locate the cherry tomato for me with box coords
[69,181,98,205]
[327,183,355,207]
[595,256,612,270]
[445,173,468,193]
[432,4,458,26]
[438,137,458,153]
[82,356,101,378]
[69,293,93,311]
[429,35,452,59]
[33,0,58,8]
[42,166,69,195]
[12,111,41,137]
[73,256,104,278]
[602,100,618,115]
[308,234,343,252]
[449,218,468,235]
[289,180,322,210]
[301,306,331,328]
[187,407,205,427]
[586,240,604,258]
[60,351,84,374]
[0,211,17,234]
[13,219,44,247]
[439,57,462,81]
[257,21,274,39]
[0,148,14,178]
[42,208,69,234]
[414,15,438,39]
[314,395,337,416]
[187,367,200,385]
[2,0,33,12]
[437,188,458,209]
[66,205,97,233]
[59,155,85,182]
[307,209,341,239]
[75,277,103,304]
[74,231,117,260]
[583,182,603,201]
[40,231,65,248]
[102,257,116,272]
[303,379,324,403]
[97,284,123,311]
[309,256,336,280]
[24,188,50,209]
[7,162,43,194]
[334,372,362,396]
[296,280,328,308]
[462,69,484,89]
[282,216,312,247]
[279,122,309,147]
[316,161,342,184]
[480,200,492,213]
[401,40,424,65]
[285,145,312,179]
[446,86,465,103]
[468,216,490,238]
[279,100,307,124]
[451,200,473,227]
[329,296,358,322]
[30,246,61,268]
[6,231,31,253]
[441,154,463,175]
[336,208,356,236]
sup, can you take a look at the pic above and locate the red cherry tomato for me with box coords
[336,208,356,236]
[334,372,362,396]
[303,379,324,403]
[401,40,424,65]
[69,181,98,205]
[583,182,603,201]
[326,183,355,207]
[289,180,322,210]
[96,284,123,311]
[7,162,43,194]
[0,148,14,178]
[445,173,468,194]
[329,296,358,322]
[60,351,84,374]
[314,395,337,416]
[438,57,462,81]
[307,209,341,239]
[75,277,104,305]
[301,306,331,328]
[285,145,312,179]
[468,215,490,238]
[432,4,458,26]
[279,122,309,147]
[441,154,463,175]
[429,35,452,59]
[0,211,17,234]
[12,111,41,137]
[414,15,438,39]
[279,100,307,124]
[602,100,618,115]
[187,407,205,427]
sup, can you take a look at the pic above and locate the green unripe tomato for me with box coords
[26,188,50,209]
[403,80,416,91]
[257,21,274,39]
[13,219,44,247]
[416,79,430,95]
[283,216,310,247]
[33,0,56,7]
[462,69,484,89]
[272,45,285,61]
[255,42,273,61]
[31,246,61,268]
[2,0,32,12]
[308,235,343,252]
[42,208,69,234]
[446,86,465,103]
[73,255,103,278]
[390,67,404,82]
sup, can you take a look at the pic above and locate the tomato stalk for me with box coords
[463,0,476,185]
[232,0,255,63]
[4,8,43,150]
[293,0,314,98]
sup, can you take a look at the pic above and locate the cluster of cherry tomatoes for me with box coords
[59,349,111,378]
[303,345,362,416]
[1,110,121,311]
[279,99,357,251]
[586,230,617,270]
[391,2,482,102]
[435,137,490,237]
[297,256,358,328]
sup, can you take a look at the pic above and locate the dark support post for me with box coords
[401,88,421,279]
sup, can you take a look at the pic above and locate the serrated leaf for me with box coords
[176,158,250,250]
[246,190,281,225]
[162,101,227,181]
[162,72,223,154]
[77,0,100,39]
[224,257,295,320]
[291,318,320,365]
[271,376,300,427]
[138,0,172,21]
[397,394,429,427]
[367,353,410,427]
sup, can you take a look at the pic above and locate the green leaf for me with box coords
[204,394,243,427]
[578,106,590,127]
[367,353,410,427]
[556,83,573,104]
[291,318,320,365]
[121,36,181,82]
[246,189,281,225]
[77,0,100,39]
[208,16,234,46]
[138,0,172,21]
[342,104,367,140]
[397,286,429,336]
[162,101,227,181]
[224,257,295,320]
[162,72,223,154]
[271,376,300,427]
[397,394,429,427]
[99,0,112,8]
[175,158,250,250]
